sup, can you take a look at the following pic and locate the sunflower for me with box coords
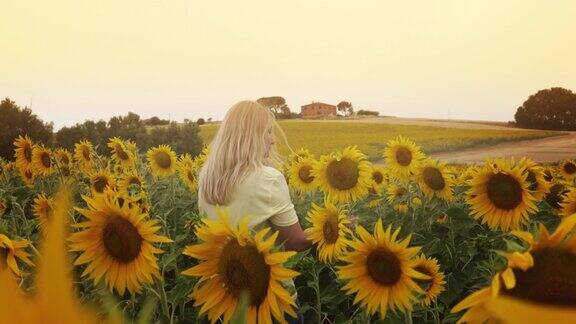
[31,145,54,176]
[386,183,408,204]
[383,136,425,181]
[55,148,72,166]
[457,165,479,186]
[19,168,35,187]
[545,183,569,210]
[369,165,388,194]
[146,145,177,177]
[0,234,33,277]
[560,188,576,218]
[289,156,317,193]
[305,201,352,263]
[33,193,54,234]
[119,171,146,199]
[182,212,299,324]
[288,148,314,164]
[417,159,454,201]
[560,159,576,181]
[466,159,538,231]
[337,219,428,318]
[543,167,556,181]
[74,140,95,173]
[13,135,34,172]
[69,193,172,295]
[518,158,550,201]
[387,183,410,213]
[90,171,115,195]
[194,145,210,168]
[452,214,576,323]
[312,146,372,204]
[54,148,73,176]
[177,154,199,192]
[0,187,122,324]
[413,255,446,306]
[108,137,135,168]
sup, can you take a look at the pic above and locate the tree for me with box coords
[256,96,291,118]
[337,101,354,117]
[197,118,206,125]
[0,98,53,160]
[515,87,576,130]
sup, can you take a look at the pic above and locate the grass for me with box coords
[199,120,560,161]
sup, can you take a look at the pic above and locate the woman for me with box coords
[197,100,311,251]
[197,100,309,323]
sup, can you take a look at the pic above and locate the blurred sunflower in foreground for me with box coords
[452,213,576,324]
[182,212,299,324]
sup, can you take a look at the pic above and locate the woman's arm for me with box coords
[272,222,312,252]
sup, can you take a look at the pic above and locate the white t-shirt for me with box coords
[198,166,299,229]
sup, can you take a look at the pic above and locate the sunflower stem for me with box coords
[156,279,171,322]
[405,311,413,324]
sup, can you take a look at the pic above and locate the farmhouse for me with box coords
[300,102,337,119]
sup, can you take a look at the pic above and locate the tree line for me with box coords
[0,98,203,160]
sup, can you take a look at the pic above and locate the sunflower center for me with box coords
[564,162,576,175]
[24,144,32,162]
[395,147,413,166]
[116,145,130,161]
[82,146,91,161]
[186,170,196,182]
[93,176,109,193]
[372,171,384,184]
[546,184,566,209]
[298,165,314,184]
[218,239,270,306]
[366,248,402,286]
[322,214,340,244]
[395,187,407,198]
[154,152,172,169]
[103,215,143,263]
[506,248,576,306]
[60,154,70,165]
[326,158,359,190]
[40,152,51,168]
[486,173,523,210]
[543,170,554,182]
[422,167,446,191]
[413,265,433,290]
[526,170,538,191]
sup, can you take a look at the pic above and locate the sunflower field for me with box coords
[1,134,576,323]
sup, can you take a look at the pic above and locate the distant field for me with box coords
[199,119,560,161]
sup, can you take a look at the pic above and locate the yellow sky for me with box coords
[1,0,575,128]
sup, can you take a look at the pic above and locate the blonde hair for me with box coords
[199,100,290,205]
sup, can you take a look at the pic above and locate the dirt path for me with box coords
[430,132,576,164]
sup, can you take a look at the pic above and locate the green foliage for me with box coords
[0,97,53,160]
[56,114,203,156]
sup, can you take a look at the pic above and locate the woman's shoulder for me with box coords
[260,165,284,179]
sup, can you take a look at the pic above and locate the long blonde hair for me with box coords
[199,100,288,205]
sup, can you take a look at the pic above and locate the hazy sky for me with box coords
[2,0,575,129]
